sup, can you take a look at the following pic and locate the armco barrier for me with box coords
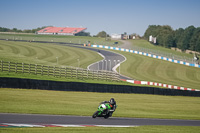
[0,77,200,97]
[91,45,200,68]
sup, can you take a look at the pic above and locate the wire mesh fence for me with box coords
[130,45,196,64]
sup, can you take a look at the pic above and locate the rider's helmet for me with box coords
[109,98,115,105]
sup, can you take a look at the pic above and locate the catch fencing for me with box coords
[0,61,120,81]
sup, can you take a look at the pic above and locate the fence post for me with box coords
[65,67,67,78]
[0,61,2,71]
[82,69,84,79]
[71,67,73,78]
[116,72,120,81]
[28,64,31,74]
[47,66,49,76]
[41,65,43,75]
[92,70,94,80]
[53,66,55,77]
[97,70,99,80]
[87,69,89,79]
[76,68,78,78]
[106,71,108,81]
[15,62,17,73]
[59,67,61,77]
[35,64,37,75]
[98,70,101,80]
[8,62,10,72]
[22,63,24,73]
[111,72,114,81]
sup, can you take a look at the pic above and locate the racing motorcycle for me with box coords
[92,103,114,119]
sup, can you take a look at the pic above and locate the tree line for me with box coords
[0,26,91,36]
[0,26,109,38]
[144,25,200,52]
[0,26,49,33]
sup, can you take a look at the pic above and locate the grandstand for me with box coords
[37,27,87,36]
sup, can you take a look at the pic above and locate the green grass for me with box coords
[127,39,194,58]
[0,88,200,120]
[0,40,103,68]
[0,33,122,46]
[1,37,200,90]
[0,34,199,133]
[118,51,200,90]
[0,71,134,86]
[0,38,200,90]
[1,126,200,133]
[97,47,200,90]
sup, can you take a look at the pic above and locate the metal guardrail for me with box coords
[0,61,120,81]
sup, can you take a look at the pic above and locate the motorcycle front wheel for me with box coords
[92,111,99,118]
[104,114,109,119]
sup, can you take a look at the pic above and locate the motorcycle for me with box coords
[92,103,114,119]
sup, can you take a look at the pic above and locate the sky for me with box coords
[0,0,200,36]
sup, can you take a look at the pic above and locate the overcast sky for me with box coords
[0,0,200,36]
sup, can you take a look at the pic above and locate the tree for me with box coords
[190,27,200,51]
[75,31,90,36]
[144,25,173,46]
[144,25,158,39]
[96,31,107,38]
[144,25,200,52]
[12,28,18,32]
[178,26,195,51]
[196,36,200,52]
[0,27,10,32]
[164,33,174,48]
[174,28,184,48]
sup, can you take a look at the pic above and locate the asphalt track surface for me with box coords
[51,41,131,79]
[1,39,199,126]
[1,113,200,126]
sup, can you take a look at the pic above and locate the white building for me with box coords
[149,35,156,44]
[111,34,122,39]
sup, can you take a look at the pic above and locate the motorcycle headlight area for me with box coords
[100,104,106,109]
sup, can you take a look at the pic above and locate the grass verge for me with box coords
[0,88,200,120]
[0,126,200,133]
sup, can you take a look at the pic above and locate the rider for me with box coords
[101,98,117,116]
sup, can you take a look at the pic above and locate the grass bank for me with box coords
[101,47,200,90]
[128,39,194,58]
[0,33,122,46]
[0,40,103,68]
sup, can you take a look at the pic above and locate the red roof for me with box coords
[37,27,87,34]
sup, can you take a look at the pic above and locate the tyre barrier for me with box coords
[0,77,200,97]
